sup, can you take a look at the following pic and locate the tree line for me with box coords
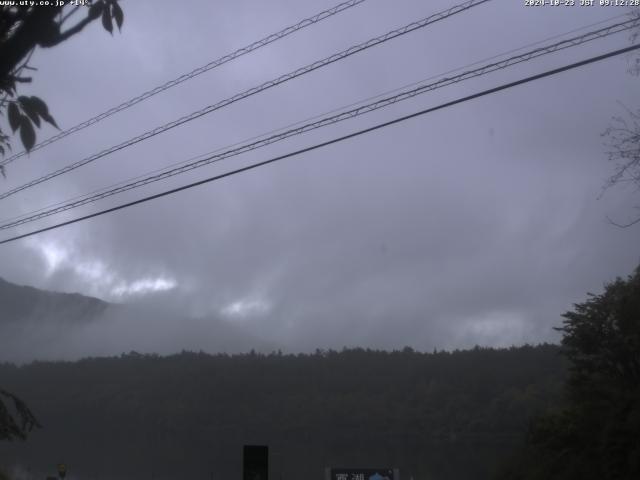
[0,344,566,480]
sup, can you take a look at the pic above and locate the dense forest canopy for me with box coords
[0,344,565,480]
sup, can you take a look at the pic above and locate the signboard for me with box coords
[329,468,397,480]
[57,464,67,479]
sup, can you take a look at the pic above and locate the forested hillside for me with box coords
[0,345,566,480]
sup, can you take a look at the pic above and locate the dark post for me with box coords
[243,445,268,480]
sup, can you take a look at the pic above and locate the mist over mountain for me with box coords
[0,277,108,326]
[0,277,278,363]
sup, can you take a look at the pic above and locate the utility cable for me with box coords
[2,12,628,226]
[1,16,637,230]
[0,0,492,200]
[1,43,638,246]
[0,0,368,167]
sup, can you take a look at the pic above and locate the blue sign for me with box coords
[330,468,396,480]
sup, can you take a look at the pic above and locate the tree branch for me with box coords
[53,14,94,45]
[605,214,640,228]
[59,5,81,26]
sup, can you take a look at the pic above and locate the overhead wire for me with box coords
[1,11,629,226]
[0,0,368,167]
[0,0,492,201]
[1,16,638,230]
[1,43,639,246]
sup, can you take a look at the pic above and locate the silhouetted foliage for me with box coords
[0,1,124,176]
[602,8,640,227]
[0,345,565,480]
[498,267,640,480]
[603,105,640,227]
[0,389,40,442]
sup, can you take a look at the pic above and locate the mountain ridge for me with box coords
[0,276,109,325]
[0,276,279,363]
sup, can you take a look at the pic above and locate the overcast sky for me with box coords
[1,0,639,354]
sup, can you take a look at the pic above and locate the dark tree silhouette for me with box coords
[499,266,640,480]
[0,389,41,441]
[0,0,124,176]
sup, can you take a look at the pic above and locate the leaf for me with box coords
[19,116,36,151]
[7,102,20,133]
[28,96,59,129]
[102,7,113,34]
[18,96,41,128]
[88,1,104,20]
[112,1,124,31]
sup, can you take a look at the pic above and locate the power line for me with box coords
[0,0,492,201]
[0,0,368,168]
[3,17,636,228]
[3,12,627,227]
[2,17,637,231]
[1,43,638,246]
